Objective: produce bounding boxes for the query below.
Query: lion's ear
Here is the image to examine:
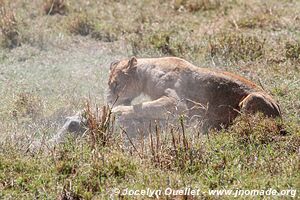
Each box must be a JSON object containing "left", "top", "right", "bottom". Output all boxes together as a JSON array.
[
  {"left": 127, "top": 56, "right": 137, "bottom": 70},
  {"left": 110, "top": 60, "right": 120, "bottom": 71}
]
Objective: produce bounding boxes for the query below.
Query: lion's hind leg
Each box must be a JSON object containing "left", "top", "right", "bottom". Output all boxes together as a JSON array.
[{"left": 239, "top": 92, "right": 281, "bottom": 118}]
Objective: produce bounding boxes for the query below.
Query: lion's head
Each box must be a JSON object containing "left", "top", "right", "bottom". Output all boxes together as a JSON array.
[{"left": 107, "top": 57, "right": 142, "bottom": 106}]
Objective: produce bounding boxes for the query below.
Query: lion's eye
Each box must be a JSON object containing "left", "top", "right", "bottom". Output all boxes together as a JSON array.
[{"left": 111, "top": 81, "right": 118, "bottom": 91}]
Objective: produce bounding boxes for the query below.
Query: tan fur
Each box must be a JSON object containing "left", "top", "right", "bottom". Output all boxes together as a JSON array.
[{"left": 107, "top": 57, "right": 281, "bottom": 132}]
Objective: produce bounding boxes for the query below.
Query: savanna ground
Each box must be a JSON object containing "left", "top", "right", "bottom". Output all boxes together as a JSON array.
[{"left": 0, "top": 0, "right": 299, "bottom": 199}]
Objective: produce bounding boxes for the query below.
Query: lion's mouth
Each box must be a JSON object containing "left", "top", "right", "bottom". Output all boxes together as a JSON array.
[{"left": 107, "top": 94, "right": 131, "bottom": 106}]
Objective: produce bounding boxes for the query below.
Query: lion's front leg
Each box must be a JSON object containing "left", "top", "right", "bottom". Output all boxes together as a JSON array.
[
  {"left": 112, "top": 96, "right": 174, "bottom": 121},
  {"left": 112, "top": 95, "right": 184, "bottom": 136},
  {"left": 113, "top": 90, "right": 187, "bottom": 120},
  {"left": 111, "top": 89, "right": 187, "bottom": 136},
  {"left": 112, "top": 105, "right": 134, "bottom": 116}
]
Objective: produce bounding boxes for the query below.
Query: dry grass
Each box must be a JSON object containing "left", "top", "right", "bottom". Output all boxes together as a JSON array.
[{"left": 84, "top": 103, "right": 116, "bottom": 149}]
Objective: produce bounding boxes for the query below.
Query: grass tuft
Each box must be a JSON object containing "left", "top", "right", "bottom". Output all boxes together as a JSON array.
[
  {"left": 44, "top": 0, "right": 68, "bottom": 16},
  {"left": 0, "top": 2, "right": 21, "bottom": 49},
  {"left": 285, "top": 40, "right": 300, "bottom": 61},
  {"left": 68, "top": 14, "right": 95, "bottom": 36}
]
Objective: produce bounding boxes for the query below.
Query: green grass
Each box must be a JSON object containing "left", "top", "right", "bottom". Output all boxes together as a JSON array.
[{"left": 0, "top": 0, "right": 299, "bottom": 199}]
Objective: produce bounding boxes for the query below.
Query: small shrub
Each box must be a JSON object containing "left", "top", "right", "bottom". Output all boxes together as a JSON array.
[
  {"left": 0, "top": 4, "right": 21, "bottom": 49},
  {"left": 285, "top": 41, "right": 300, "bottom": 61},
  {"left": 173, "top": 0, "right": 221, "bottom": 12},
  {"left": 208, "top": 32, "right": 265, "bottom": 62},
  {"left": 43, "top": 0, "right": 68, "bottom": 15},
  {"left": 68, "top": 14, "right": 95, "bottom": 36}
]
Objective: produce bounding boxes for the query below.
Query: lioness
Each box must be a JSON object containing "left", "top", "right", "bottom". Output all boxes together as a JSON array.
[{"left": 107, "top": 57, "right": 281, "bottom": 132}]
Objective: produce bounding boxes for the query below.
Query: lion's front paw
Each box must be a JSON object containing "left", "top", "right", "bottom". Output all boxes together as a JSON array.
[{"left": 112, "top": 105, "right": 133, "bottom": 116}]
